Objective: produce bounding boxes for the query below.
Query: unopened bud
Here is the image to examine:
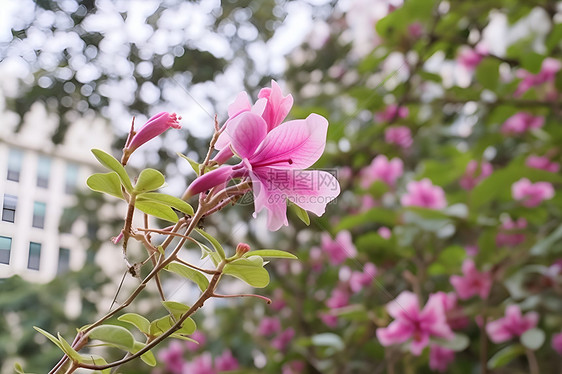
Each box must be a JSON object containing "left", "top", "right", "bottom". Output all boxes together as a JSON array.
[{"left": 236, "top": 243, "right": 251, "bottom": 256}]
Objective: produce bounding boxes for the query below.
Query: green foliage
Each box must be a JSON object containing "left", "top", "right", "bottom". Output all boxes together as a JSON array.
[
  {"left": 87, "top": 173, "right": 124, "bottom": 199},
  {"left": 243, "top": 250, "right": 298, "bottom": 260},
  {"left": 520, "top": 328, "right": 545, "bottom": 350},
  {"left": 223, "top": 257, "right": 270, "bottom": 288},
  {"left": 134, "top": 169, "right": 166, "bottom": 194},
  {"left": 88, "top": 325, "right": 136, "bottom": 351},
  {"left": 117, "top": 314, "right": 150, "bottom": 335},
  {"left": 487, "top": 345, "right": 525, "bottom": 369},
  {"left": 91, "top": 149, "right": 133, "bottom": 192},
  {"left": 165, "top": 263, "right": 209, "bottom": 292}
]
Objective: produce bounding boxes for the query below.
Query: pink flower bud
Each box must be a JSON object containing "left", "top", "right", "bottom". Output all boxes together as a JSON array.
[
  {"left": 236, "top": 242, "right": 251, "bottom": 256},
  {"left": 123, "top": 112, "right": 181, "bottom": 162}
]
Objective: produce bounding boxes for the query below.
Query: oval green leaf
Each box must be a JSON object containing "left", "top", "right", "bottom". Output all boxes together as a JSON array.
[
  {"left": 244, "top": 249, "right": 298, "bottom": 260},
  {"left": 138, "top": 192, "right": 194, "bottom": 215},
  {"left": 117, "top": 313, "right": 150, "bottom": 334},
  {"left": 166, "top": 263, "right": 209, "bottom": 292},
  {"left": 91, "top": 149, "right": 133, "bottom": 192},
  {"left": 520, "top": 328, "right": 545, "bottom": 350},
  {"left": 134, "top": 168, "right": 165, "bottom": 193},
  {"left": 223, "top": 257, "right": 270, "bottom": 288},
  {"left": 195, "top": 228, "right": 226, "bottom": 259},
  {"left": 162, "top": 300, "right": 191, "bottom": 318},
  {"left": 58, "top": 333, "right": 82, "bottom": 363},
  {"left": 87, "top": 172, "right": 124, "bottom": 199},
  {"left": 132, "top": 341, "right": 157, "bottom": 367},
  {"left": 487, "top": 344, "right": 525, "bottom": 369},
  {"left": 136, "top": 200, "right": 179, "bottom": 222},
  {"left": 88, "top": 325, "right": 135, "bottom": 351}
]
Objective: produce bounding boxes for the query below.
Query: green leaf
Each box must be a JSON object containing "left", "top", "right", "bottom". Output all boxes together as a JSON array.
[
  {"left": 336, "top": 207, "right": 397, "bottom": 231},
  {"left": 34, "top": 326, "right": 65, "bottom": 352},
  {"left": 88, "top": 325, "right": 135, "bottom": 351},
  {"left": 195, "top": 228, "right": 226, "bottom": 259},
  {"left": 87, "top": 172, "right": 124, "bottom": 199},
  {"left": 162, "top": 301, "right": 191, "bottom": 319},
  {"left": 520, "top": 328, "right": 545, "bottom": 350},
  {"left": 244, "top": 249, "right": 297, "bottom": 260},
  {"left": 136, "top": 200, "right": 179, "bottom": 222},
  {"left": 223, "top": 257, "right": 270, "bottom": 288},
  {"left": 134, "top": 168, "right": 165, "bottom": 193},
  {"left": 149, "top": 315, "right": 196, "bottom": 337},
  {"left": 132, "top": 341, "right": 156, "bottom": 367},
  {"left": 291, "top": 203, "right": 310, "bottom": 225},
  {"left": 475, "top": 58, "right": 500, "bottom": 90},
  {"left": 58, "top": 333, "right": 82, "bottom": 363},
  {"left": 434, "top": 333, "right": 470, "bottom": 352},
  {"left": 79, "top": 355, "right": 110, "bottom": 374},
  {"left": 166, "top": 263, "right": 209, "bottom": 292},
  {"left": 520, "top": 52, "right": 545, "bottom": 74},
  {"left": 117, "top": 313, "right": 150, "bottom": 334},
  {"left": 547, "top": 23, "right": 562, "bottom": 52},
  {"left": 530, "top": 224, "right": 562, "bottom": 255},
  {"left": 487, "top": 345, "right": 525, "bottom": 369},
  {"left": 177, "top": 152, "right": 202, "bottom": 175},
  {"left": 14, "top": 363, "right": 26, "bottom": 374},
  {"left": 138, "top": 192, "right": 194, "bottom": 215},
  {"left": 91, "top": 149, "right": 133, "bottom": 192},
  {"left": 310, "top": 333, "right": 344, "bottom": 351}
]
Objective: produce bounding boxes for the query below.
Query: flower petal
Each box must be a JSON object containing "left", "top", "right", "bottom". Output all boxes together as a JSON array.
[
  {"left": 228, "top": 112, "right": 268, "bottom": 160},
  {"left": 387, "top": 291, "right": 420, "bottom": 320},
  {"left": 250, "top": 170, "right": 289, "bottom": 231},
  {"left": 184, "top": 166, "right": 237, "bottom": 198},
  {"left": 376, "top": 321, "right": 413, "bottom": 346},
  {"left": 250, "top": 114, "right": 329, "bottom": 169}
]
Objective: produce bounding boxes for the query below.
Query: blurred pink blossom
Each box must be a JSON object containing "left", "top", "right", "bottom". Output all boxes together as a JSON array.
[
  {"left": 183, "top": 353, "right": 216, "bottom": 374},
  {"left": 158, "top": 341, "right": 185, "bottom": 374},
  {"left": 215, "top": 350, "right": 239, "bottom": 372},
  {"left": 272, "top": 328, "right": 295, "bottom": 351},
  {"left": 429, "top": 345, "right": 455, "bottom": 372},
  {"left": 257, "top": 317, "right": 281, "bottom": 336},
  {"left": 349, "top": 263, "right": 377, "bottom": 293},
  {"left": 450, "top": 259, "right": 492, "bottom": 300},
  {"left": 465, "top": 245, "right": 479, "bottom": 256},
  {"left": 525, "top": 155, "right": 560, "bottom": 173},
  {"left": 376, "top": 104, "right": 409, "bottom": 122},
  {"left": 501, "top": 112, "right": 544, "bottom": 135},
  {"left": 496, "top": 217, "right": 527, "bottom": 247},
  {"left": 185, "top": 331, "right": 206, "bottom": 352},
  {"left": 282, "top": 360, "right": 306, "bottom": 374},
  {"left": 360, "top": 155, "right": 404, "bottom": 189},
  {"left": 385, "top": 126, "right": 413, "bottom": 149},
  {"left": 376, "top": 291, "right": 454, "bottom": 355},
  {"left": 457, "top": 45, "right": 487, "bottom": 71},
  {"left": 378, "top": 226, "right": 392, "bottom": 239},
  {"left": 459, "top": 160, "right": 493, "bottom": 190},
  {"left": 321, "top": 231, "right": 357, "bottom": 265},
  {"left": 271, "top": 289, "right": 287, "bottom": 311},
  {"left": 408, "top": 22, "right": 424, "bottom": 39},
  {"left": 309, "top": 247, "right": 324, "bottom": 272},
  {"left": 320, "top": 313, "right": 338, "bottom": 328},
  {"left": 326, "top": 288, "right": 350, "bottom": 309},
  {"left": 514, "top": 58, "right": 561, "bottom": 97},
  {"left": 401, "top": 179, "right": 447, "bottom": 210},
  {"left": 512, "top": 178, "right": 555, "bottom": 207},
  {"left": 552, "top": 331, "right": 562, "bottom": 355},
  {"left": 486, "top": 305, "right": 538, "bottom": 343},
  {"left": 433, "top": 292, "right": 470, "bottom": 330}
]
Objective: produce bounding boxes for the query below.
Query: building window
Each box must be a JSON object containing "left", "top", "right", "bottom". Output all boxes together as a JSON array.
[
  {"left": 65, "top": 163, "right": 79, "bottom": 194},
  {"left": 58, "top": 247, "right": 70, "bottom": 274},
  {"left": 2, "top": 194, "right": 17, "bottom": 223},
  {"left": 0, "top": 236, "right": 11, "bottom": 264},
  {"left": 32, "top": 202, "right": 46, "bottom": 229},
  {"left": 28, "top": 242, "right": 41, "bottom": 270},
  {"left": 37, "top": 156, "right": 51, "bottom": 188},
  {"left": 7, "top": 149, "right": 23, "bottom": 182}
]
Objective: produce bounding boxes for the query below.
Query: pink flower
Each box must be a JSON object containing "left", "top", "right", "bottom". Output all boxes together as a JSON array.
[
  {"left": 326, "top": 287, "right": 350, "bottom": 309},
  {"left": 272, "top": 328, "right": 295, "bottom": 351},
  {"left": 158, "top": 341, "right": 185, "bottom": 374},
  {"left": 512, "top": 178, "right": 555, "bottom": 207},
  {"left": 385, "top": 126, "right": 413, "bottom": 149},
  {"left": 360, "top": 155, "right": 403, "bottom": 188},
  {"left": 257, "top": 317, "right": 281, "bottom": 336},
  {"left": 525, "top": 155, "right": 560, "bottom": 173},
  {"left": 432, "top": 292, "right": 469, "bottom": 330},
  {"left": 186, "top": 111, "right": 340, "bottom": 231},
  {"left": 552, "top": 331, "right": 562, "bottom": 355},
  {"left": 496, "top": 217, "right": 527, "bottom": 247},
  {"left": 514, "top": 58, "right": 561, "bottom": 97},
  {"left": 185, "top": 330, "right": 206, "bottom": 352},
  {"left": 486, "top": 305, "right": 539, "bottom": 343},
  {"left": 282, "top": 360, "right": 305, "bottom": 374},
  {"left": 465, "top": 245, "right": 478, "bottom": 256},
  {"left": 184, "top": 353, "right": 216, "bottom": 374},
  {"left": 459, "top": 160, "right": 493, "bottom": 190},
  {"left": 501, "top": 112, "right": 544, "bottom": 135},
  {"left": 450, "top": 259, "right": 492, "bottom": 300},
  {"left": 408, "top": 22, "right": 424, "bottom": 39},
  {"left": 321, "top": 231, "right": 357, "bottom": 265},
  {"left": 376, "top": 104, "right": 409, "bottom": 122},
  {"left": 457, "top": 46, "right": 487, "bottom": 71},
  {"left": 320, "top": 313, "right": 338, "bottom": 328},
  {"left": 349, "top": 263, "right": 377, "bottom": 293},
  {"left": 429, "top": 345, "right": 455, "bottom": 372},
  {"left": 271, "top": 289, "right": 286, "bottom": 311},
  {"left": 214, "top": 80, "right": 293, "bottom": 164},
  {"left": 378, "top": 226, "right": 392, "bottom": 239},
  {"left": 401, "top": 179, "right": 447, "bottom": 210},
  {"left": 215, "top": 350, "right": 239, "bottom": 372},
  {"left": 376, "top": 291, "right": 454, "bottom": 355},
  {"left": 123, "top": 112, "right": 181, "bottom": 163}
]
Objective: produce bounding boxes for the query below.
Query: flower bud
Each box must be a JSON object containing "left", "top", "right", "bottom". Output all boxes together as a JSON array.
[{"left": 235, "top": 242, "right": 251, "bottom": 256}]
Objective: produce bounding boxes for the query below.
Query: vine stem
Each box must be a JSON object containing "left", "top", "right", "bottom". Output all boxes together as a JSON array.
[
  {"left": 479, "top": 303, "right": 489, "bottom": 374},
  {"left": 526, "top": 348, "right": 540, "bottom": 374}
]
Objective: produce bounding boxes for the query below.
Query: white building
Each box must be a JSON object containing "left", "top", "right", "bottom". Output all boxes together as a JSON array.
[{"left": 0, "top": 103, "right": 112, "bottom": 283}]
